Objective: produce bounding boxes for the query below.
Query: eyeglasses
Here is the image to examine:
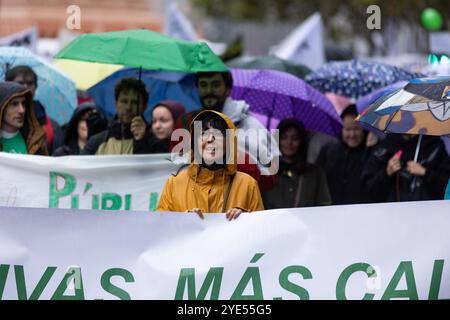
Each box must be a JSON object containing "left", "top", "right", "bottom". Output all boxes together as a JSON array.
[{"left": 201, "top": 129, "right": 226, "bottom": 140}]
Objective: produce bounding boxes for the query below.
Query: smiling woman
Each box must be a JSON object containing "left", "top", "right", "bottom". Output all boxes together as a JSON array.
[
  {"left": 193, "top": 113, "right": 229, "bottom": 167},
  {"left": 157, "top": 110, "right": 264, "bottom": 220}
]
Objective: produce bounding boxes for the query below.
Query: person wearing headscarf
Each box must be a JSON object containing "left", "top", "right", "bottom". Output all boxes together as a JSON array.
[{"left": 151, "top": 100, "right": 186, "bottom": 148}]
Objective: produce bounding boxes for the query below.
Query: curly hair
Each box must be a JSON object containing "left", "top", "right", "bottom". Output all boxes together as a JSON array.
[{"left": 114, "top": 78, "right": 149, "bottom": 106}]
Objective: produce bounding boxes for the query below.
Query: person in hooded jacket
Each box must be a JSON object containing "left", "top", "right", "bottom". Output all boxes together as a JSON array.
[
  {"left": 316, "top": 105, "right": 370, "bottom": 204},
  {"left": 0, "top": 81, "right": 47, "bottom": 155},
  {"left": 6, "top": 66, "right": 63, "bottom": 154},
  {"left": 262, "top": 118, "right": 331, "bottom": 209},
  {"left": 362, "top": 133, "right": 450, "bottom": 202},
  {"left": 157, "top": 110, "right": 264, "bottom": 220},
  {"left": 53, "top": 102, "right": 107, "bottom": 156},
  {"left": 170, "top": 71, "right": 280, "bottom": 193}
]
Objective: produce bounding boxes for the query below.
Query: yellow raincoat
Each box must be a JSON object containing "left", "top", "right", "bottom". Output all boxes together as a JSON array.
[{"left": 157, "top": 110, "right": 264, "bottom": 213}]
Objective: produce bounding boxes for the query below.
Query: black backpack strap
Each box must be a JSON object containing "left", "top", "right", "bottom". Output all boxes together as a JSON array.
[{"left": 221, "top": 174, "right": 236, "bottom": 213}]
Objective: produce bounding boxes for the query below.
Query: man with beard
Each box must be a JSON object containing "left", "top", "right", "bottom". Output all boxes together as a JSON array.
[
  {"left": 0, "top": 81, "right": 47, "bottom": 155},
  {"left": 6, "top": 66, "right": 63, "bottom": 155},
  {"left": 171, "top": 71, "right": 280, "bottom": 192}
]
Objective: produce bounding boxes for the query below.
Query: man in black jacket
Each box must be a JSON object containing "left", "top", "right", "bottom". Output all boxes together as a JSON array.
[
  {"left": 316, "top": 105, "right": 370, "bottom": 204},
  {"left": 83, "top": 78, "right": 167, "bottom": 155}
]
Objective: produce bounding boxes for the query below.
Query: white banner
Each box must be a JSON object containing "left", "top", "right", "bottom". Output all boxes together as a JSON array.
[
  {"left": 0, "top": 201, "right": 449, "bottom": 300},
  {"left": 0, "top": 152, "right": 178, "bottom": 211}
]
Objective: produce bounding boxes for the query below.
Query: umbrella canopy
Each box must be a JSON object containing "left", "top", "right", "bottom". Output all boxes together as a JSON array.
[
  {"left": 227, "top": 55, "right": 311, "bottom": 79},
  {"left": 325, "top": 92, "right": 354, "bottom": 115},
  {"left": 230, "top": 68, "right": 342, "bottom": 136},
  {"left": 88, "top": 68, "right": 201, "bottom": 120},
  {"left": 54, "top": 59, "right": 122, "bottom": 90},
  {"left": 356, "top": 80, "right": 408, "bottom": 114},
  {"left": 0, "top": 47, "right": 77, "bottom": 124},
  {"left": 55, "top": 29, "right": 228, "bottom": 73},
  {"left": 356, "top": 76, "right": 450, "bottom": 136},
  {"left": 305, "top": 59, "right": 423, "bottom": 99}
]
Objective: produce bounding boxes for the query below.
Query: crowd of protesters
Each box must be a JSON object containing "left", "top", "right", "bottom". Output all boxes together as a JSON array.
[{"left": 1, "top": 65, "right": 449, "bottom": 219}]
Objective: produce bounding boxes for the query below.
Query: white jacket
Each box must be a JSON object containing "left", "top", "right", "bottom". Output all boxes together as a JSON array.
[{"left": 222, "top": 97, "right": 280, "bottom": 175}]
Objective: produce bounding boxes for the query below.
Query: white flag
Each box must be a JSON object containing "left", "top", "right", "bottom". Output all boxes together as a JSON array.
[
  {"left": 164, "top": 0, "right": 197, "bottom": 41},
  {"left": 271, "top": 13, "right": 325, "bottom": 70},
  {"left": 0, "top": 26, "right": 39, "bottom": 53}
]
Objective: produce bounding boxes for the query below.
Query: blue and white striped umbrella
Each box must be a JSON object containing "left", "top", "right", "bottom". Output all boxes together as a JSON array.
[
  {"left": 305, "top": 59, "right": 423, "bottom": 99},
  {"left": 0, "top": 47, "right": 77, "bottom": 125}
]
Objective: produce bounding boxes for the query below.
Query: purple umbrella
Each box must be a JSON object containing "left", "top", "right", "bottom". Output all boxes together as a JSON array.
[
  {"left": 356, "top": 80, "right": 408, "bottom": 114},
  {"left": 230, "top": 68, "right": 342, "bottom": 136}
]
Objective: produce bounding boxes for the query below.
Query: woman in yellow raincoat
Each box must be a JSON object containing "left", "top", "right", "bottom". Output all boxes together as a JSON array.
[{"left": 157, "top": 110, "right": 264, "bottom": 220}]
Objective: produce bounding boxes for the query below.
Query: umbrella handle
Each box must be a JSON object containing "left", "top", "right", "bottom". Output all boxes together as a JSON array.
[
  {"left": 410, "top": 134, "right": 423, "bottom": 193},
  {"left": 266, "top": 115, "right": 272, "bottom": 129},
  {"left": 413, "top": 134, "right": 423, "bottom": 163},
  {"left": 133, "top": 66, "right": 143, "bottom": 118}
]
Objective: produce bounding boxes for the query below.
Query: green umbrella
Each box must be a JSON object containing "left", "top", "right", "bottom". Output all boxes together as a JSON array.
[
  {"left": 227, "top": 55, "right": 311, "bottom": 79},
  {"left": 55, "top": 29, "right": 228, "bottom": 73}
]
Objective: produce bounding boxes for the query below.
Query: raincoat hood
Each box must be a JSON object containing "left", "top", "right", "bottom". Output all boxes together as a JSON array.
[
  {"left": 0, "top": 81, "right": 47, "bottom": 154},
  {"left": 189, "top": 110, "right": 238, "bottom": 176},
  {"left": 158, "top": 109, "right": 264, "bottom": 213},
  {"left": 63, "top": 102, "right": 95, "bottom": 145},
  {"left": 0, "top": 81, "right": 33, "bottom": 120}
]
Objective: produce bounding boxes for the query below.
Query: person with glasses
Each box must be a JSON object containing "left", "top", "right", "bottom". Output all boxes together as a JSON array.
[{"left": 157, "top": 110, "right": 264, "bottom": 220}]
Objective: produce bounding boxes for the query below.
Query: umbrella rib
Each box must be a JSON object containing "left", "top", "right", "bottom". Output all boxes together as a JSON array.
[
  {"left": 382, "top": 109, "right": 400, "bottom": 134},
  {"left": 426, "top": 101, "right": 450, "bottom": 122}
]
